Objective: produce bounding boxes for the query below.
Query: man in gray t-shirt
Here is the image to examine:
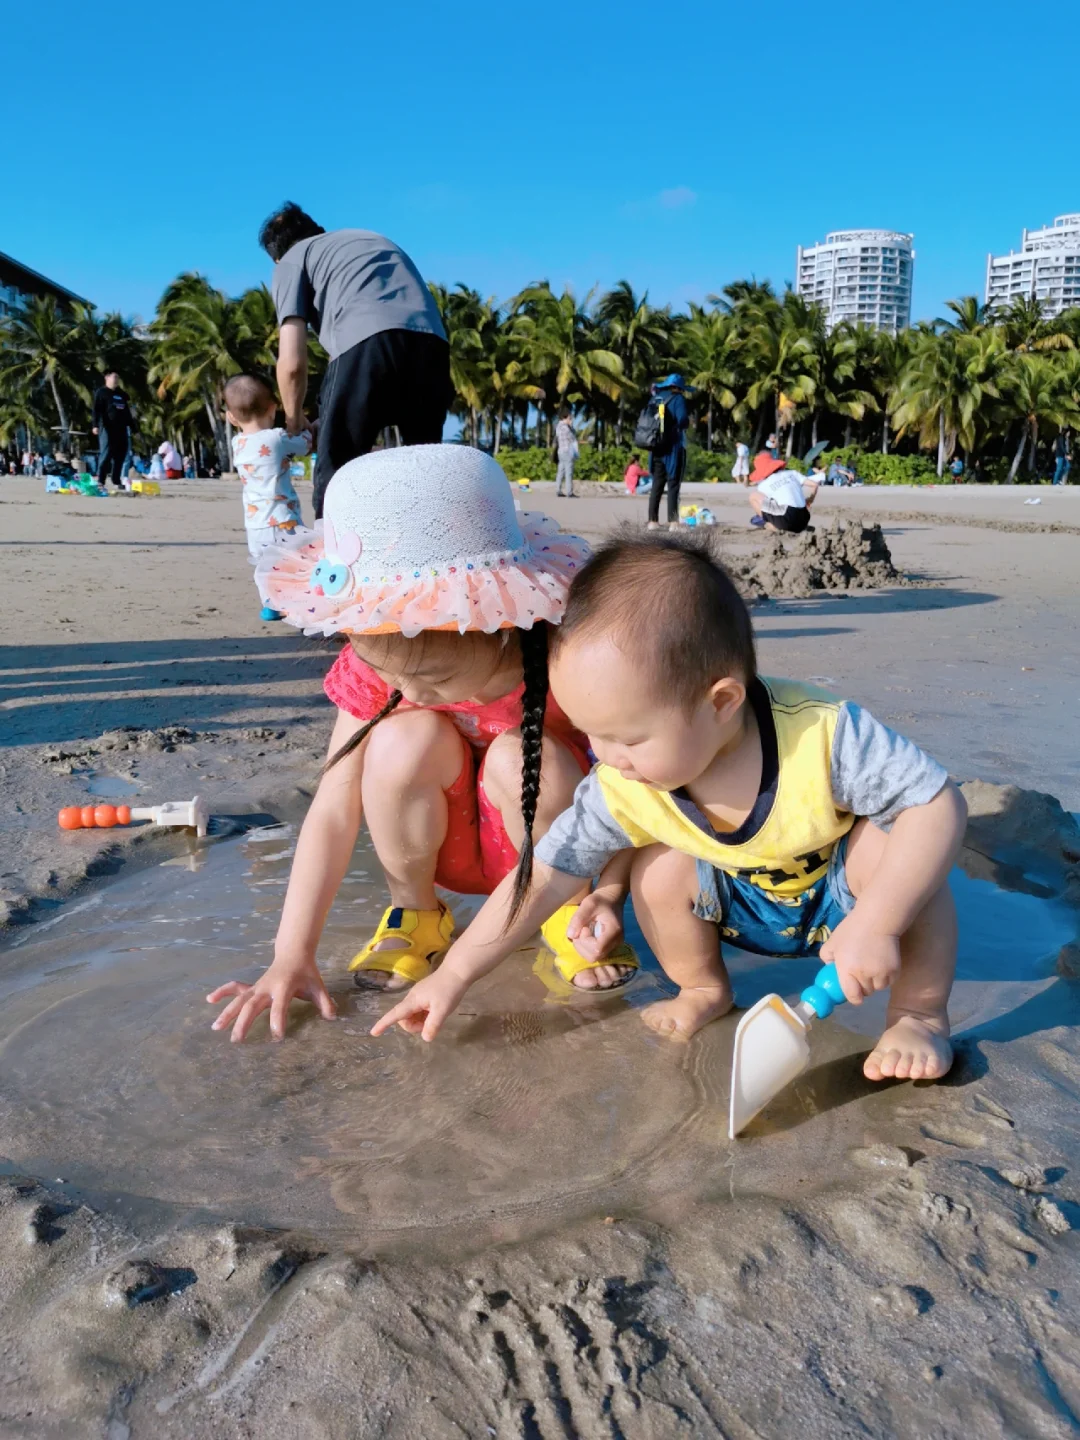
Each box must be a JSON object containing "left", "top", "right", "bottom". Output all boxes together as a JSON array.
[{"left": 260, "top": 202, "right": 451, "bottom": 516}]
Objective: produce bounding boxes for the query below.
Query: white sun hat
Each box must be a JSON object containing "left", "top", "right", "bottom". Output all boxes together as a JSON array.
[{"left": 256, "top": 444, "right": 590, "bottom": 637}]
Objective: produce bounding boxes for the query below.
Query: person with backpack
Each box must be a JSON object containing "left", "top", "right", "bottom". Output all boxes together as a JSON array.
[{"left": 633, "top": 374, "right": 689, "bottom": 529}]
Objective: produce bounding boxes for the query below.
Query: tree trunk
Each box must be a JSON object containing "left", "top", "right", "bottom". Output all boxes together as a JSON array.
[
  {"left": 936, "top": 410, "right": 945, "bottom": 478},
  {"left": 493, "top": 406, "right": 504, "bottom": 455},
  {"left": 881, "top": 414, "right": 890, "bottom": 454},
  {"left": 752, "top": 410, "right": 767, "bottom": 452},
  {"left": 811, "top": 412, "right": 819, "bottom": 448},
  {"left": 843, "top": 418, "right": 852, "bottom": 448},
  {"left": 46, "top": 369, "right": 70, "bottom": 449},
  {"left": 785, "top": 425, "right": 794, "bottom": 460},
  {"left": 1007, "top": 423, "right": 1027, "bottom": 481},
  {"left": 706, "top": 401, "right": 714, "bottom": 451},
  {"left": 616, "top": 399, "right": 624, "bottom": 447},
  {"left": 1028, "top": 418, "right": 1039, "bottom": 474},
  {"left": 205, "top": 397, "right": 230, "bottom": 473}
]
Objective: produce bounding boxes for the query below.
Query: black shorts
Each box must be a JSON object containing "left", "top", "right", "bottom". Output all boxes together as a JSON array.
[
  {"left": 313, "top": 329, "right": 452, "bottom": 516},
  {"left": 766, "top": 505, "right": 811, "bottom": 534}
]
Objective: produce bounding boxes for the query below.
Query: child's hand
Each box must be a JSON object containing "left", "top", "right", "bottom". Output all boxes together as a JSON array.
[
  {"left": 565, "top": 893, "right": 625, "bottom": 962},
  {"left": 819, "top": 913, "right": 901, "bottom": 1005},
  {"left": 370, "top": 968, "right": 470, "bottom": 1043},
  {"left": 207, "top": 955, "right": 336, "bottom": 1042}
]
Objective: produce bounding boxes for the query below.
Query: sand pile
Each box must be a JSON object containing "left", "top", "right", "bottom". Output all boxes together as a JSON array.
[{"left": 733, "top": 521, "right": 905, "bottom": 599}]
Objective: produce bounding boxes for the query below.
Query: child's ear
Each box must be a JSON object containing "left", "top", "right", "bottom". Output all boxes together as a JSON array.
[{"left": 709, "top": 676, "right": 746, "bottom": 724}]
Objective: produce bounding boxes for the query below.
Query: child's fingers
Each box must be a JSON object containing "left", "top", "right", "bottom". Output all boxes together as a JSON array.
[
  {"left": 836, "top": 969, "right": 865, "bottom": 1006},
  {"left": 421, "top": 1003, "right": 450, "bottom": 1043},
  {"left": 310, "top": 984, "right": 337, "bottom": 1021},
  {"left": 370, "top": 998, "right": 416, "bottom": 1037},
  {"left": 269, "top": 990, "right": 291, "bottom": 1041},
  {"left": 207, "top": 981, "right": 248, "bottom": 1004},
  {"left": 231, "top": 992, "right": 271, "bottom": 1043},
  {"left": 210, "top": 991, "right": 251, "bottom": 1031}
]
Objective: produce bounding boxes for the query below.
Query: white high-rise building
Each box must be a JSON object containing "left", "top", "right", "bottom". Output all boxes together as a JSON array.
[
  {"left": 985, "top": 215, "right": 1080, "bottom": 318},
  {"left": 795, "top": 230, "right": 914, "bottom": 331}
]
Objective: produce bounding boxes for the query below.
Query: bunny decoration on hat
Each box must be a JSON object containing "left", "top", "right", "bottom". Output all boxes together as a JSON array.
[{"left": 256, "top": 444, "right": 590, "bottom": 637}]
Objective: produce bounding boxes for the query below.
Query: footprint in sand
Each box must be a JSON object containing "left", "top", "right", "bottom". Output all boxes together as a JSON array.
[{"left": 919, "top": 1119, "right": 990, "bottom": 1149}]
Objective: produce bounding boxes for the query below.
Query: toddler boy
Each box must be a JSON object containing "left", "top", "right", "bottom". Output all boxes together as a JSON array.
[
  {"left": 224, "top": 375, "right": 310, "bottom": 621},
  {"left": 374, "top": 534, "right": 964, "bottom": 1086}
]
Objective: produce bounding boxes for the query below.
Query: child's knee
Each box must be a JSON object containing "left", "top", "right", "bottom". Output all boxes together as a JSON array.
[
  {"left": 363, "top": 709, "right": 461, "bottom": 786},
  {"left": 631, "top": 845, "right": 698, "bottom": 908},
  {"left": 483, "top": 730, "right": 580, "bottom": 816}
]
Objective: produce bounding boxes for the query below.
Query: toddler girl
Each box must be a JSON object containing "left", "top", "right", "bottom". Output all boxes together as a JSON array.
[{"left": 208, "top": 444, "right": 636, "bottom": 1042}]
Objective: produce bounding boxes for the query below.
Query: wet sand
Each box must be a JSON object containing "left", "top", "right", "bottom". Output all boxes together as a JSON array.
[{"left": 2, "top": 475, "right": 1080, "bottom": 1437}]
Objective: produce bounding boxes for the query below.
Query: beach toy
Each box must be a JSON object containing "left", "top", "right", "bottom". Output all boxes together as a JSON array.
[
  {"left": 58, "top": 796, "right": 209, "bottom": 837},
  {"left": 131, "top": 479, "right": 161, "bottom": 496},
  {"left": 517, "top": 478, "right": 531, "bottom": 491},
  {"left": 45, "top": 476, "right": 64, "bottom": 493},
  {"left": 728, "top": 962, "right": 847, "bottom": 1138}
]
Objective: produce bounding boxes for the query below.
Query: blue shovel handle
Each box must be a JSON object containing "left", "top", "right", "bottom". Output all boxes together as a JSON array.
[{"left": 800, "top": 963, "right": 847, "bottom": 1020}]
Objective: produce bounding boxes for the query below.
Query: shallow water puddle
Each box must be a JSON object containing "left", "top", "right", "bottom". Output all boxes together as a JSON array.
[{"left": 0, "top": 830, "right": 1074, "bottom": 1251}]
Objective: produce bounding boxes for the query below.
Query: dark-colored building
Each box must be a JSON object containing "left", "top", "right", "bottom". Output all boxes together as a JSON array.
[{"left": 0, "top": 251, "right": 90, "bottom": 319}]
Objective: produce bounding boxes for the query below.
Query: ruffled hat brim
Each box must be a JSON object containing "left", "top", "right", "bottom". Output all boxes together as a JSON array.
[{"left": 255, "top": 512, "right": 589, "bottom": 637}]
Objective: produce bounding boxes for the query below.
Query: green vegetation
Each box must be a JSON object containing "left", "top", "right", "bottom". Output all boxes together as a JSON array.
[{"left": 3, "top": 274, "right": 1080, "bottom": 482}]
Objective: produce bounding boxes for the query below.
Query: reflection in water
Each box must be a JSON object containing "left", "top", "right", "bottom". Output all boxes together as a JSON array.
[{"left": 0, "top": 827, "right": 1074, "bottom": 1253}]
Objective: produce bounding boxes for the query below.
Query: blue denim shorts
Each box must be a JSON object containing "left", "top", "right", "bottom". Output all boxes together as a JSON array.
[{"left": 693, "top": 834, "right": 855, "bottom": 958}]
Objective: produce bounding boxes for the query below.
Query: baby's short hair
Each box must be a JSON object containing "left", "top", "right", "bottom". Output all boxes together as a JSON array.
[
  {"left": 224, "top": 374, "right": 275, "bottom": 423},
  {"left": 553, "top": 532, "right": 757, "bottom": 710}
]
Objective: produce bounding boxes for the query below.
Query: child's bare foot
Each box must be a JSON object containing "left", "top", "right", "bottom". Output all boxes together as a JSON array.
[
  {"left": 864, "top": 1013, "right": 952, "bottom": 1082},
  {"left": 641, "top": 984, "right": 733, "bottom": 1042}
]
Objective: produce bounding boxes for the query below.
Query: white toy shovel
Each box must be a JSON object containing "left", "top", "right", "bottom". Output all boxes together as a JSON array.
[{"left": 728, "top": 962, "right": 847, "bottom": 1139}]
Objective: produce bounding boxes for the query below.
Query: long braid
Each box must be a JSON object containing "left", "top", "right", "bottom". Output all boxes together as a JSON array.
[
  {"left": 323, "top": 689, "right": 403, "bottom": 773},
  {"left": 505, "top": 622, "right": 550, "bottom": 928}
]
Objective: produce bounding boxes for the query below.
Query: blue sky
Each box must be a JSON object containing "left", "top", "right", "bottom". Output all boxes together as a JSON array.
[{"left": 8, "top": 0, "right": 1072, "bottom": 326}]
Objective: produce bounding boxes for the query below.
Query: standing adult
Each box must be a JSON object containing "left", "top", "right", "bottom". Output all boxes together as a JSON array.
[
  {"left": 731, "top": 439, "right": 750, "bottom": 483},
  {"left": 92, "top": 371, "right": 135, "bottom": 490},
  {"left": 1053, "top": 432, "right": 1072, "bottom": 485},
  {"left": 646, "top": 374, "right": 690, "bottom": 530},
  {"left": 554, "top": 407, "right": 579, "bottom": 497},
  {"left": 260, "top": 201, "right": 451, "bottom": 517}
]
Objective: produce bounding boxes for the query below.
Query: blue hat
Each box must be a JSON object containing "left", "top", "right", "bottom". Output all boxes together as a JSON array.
[{"left": 654, "top": 373, "right": 684, "bottom": 390}]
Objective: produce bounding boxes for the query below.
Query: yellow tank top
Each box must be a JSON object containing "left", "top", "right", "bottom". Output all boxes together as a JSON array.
[{"left": 596, "top": 677, "right": 853, "bottom": 897}]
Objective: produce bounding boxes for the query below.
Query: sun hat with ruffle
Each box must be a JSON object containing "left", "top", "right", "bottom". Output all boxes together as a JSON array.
[
  {"left": 748, "top": 453, "right": 787, "bottom": 484},
  {"left": 255, "top": 444, "right": 590, "bottom": 637}
]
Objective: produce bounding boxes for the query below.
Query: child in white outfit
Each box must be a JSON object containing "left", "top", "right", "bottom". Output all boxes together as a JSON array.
[{"left": 224, "top": 375, "right": 311, "bottom": 621}]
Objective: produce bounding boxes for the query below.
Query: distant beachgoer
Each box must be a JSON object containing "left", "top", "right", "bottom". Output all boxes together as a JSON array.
[
  {"left": 183, "top": 454, "right": 195, "bottom": 478},
  {"left": 1053, "top": 433, "right": 1072, "bottom": 485},
  {"left": 731, "top": 441, "right": 750, "bottom": 483},
  {"left": 646, "top": 374, "right": 690, "bottom": 530},
  {"left": 624, "top": 454, "right": 651, "bottom": 494},
  {"left": 158, "top": 441, "right": 184, "bottom": 479},
  {"left": 149, "top": 453, "right": 166, "bottom": 480},
  {"left": 765, "top": 432, "right": 779, "bottom": 459},
  {"left": 21, "top": 449, "right": 31, "bottom": 475},
  {"left": 260, "top": 201, "right": 450, "bottom": 518},
  {"left": 92, "top": 371, "right": 135, "bottom": 489},
  {"left": 555, "top": 408, "right": 579, "bottom": 497},
  {"left": 826, "top": 459, "right": 855, "bottom": 487},
  {"left": 224, "top": 374, "right": 309, "bottom": 621},
  {"left": 949, "top": 456, "right": 964, "bottom": 482},
  {"left": 748, "top": 455, "right": 818, "bottom": 533}
]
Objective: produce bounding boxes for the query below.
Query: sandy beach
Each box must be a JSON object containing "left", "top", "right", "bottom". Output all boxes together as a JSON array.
[{"left": 2, "top": 474, "right": 1080, "bottom": 1438}]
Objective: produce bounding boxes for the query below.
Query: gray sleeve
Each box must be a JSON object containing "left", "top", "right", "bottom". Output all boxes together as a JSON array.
[
  {"left": 272, "top": 260, "right": 313, "bottom": 324},
  {"left": 830, "top": 702, "right": 949, "bottom": 830},
  {"left": 533, "top": 770, "right": 635, "bottom": 878}
]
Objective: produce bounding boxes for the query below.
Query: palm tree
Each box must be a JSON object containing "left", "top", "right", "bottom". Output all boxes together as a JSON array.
[
  {"left": 150, "top": 274, "right": 281, "bottom": 470},
  {"left": 892, "top": 330, "right": 1007, "bottom": 474},
  {"left": 679, "top": 305, "right": 736, "bottom": 450},
  {"left": 510, "top": 285, "right": 624, "bottom": 444},
  {"left": 939, "top": 296, "right": 989, "bottom": 334},
  {"left": 995, "top": 295, "right": 1074, "bottom": 354},
  {"left": 740, "top": 305, "right": 817, "bottom": 456},
  {"left": 594, "top": 282, "right": 671, "bottom": 442},
  {"left": 999, "top": 353, "right": 1080, "bottom": 479},
  {"left": 0, "top": 295, "right": 91, "bottom": 448}
]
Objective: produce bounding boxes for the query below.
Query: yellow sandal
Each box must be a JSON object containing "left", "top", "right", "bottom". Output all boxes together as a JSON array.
[
  {"left": 349, "top": 902, "right": 456, "bottom": 985},
  {"left": 533, "top": 903, "right": 639, "bottom": 998}
]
